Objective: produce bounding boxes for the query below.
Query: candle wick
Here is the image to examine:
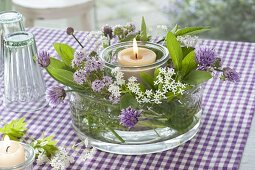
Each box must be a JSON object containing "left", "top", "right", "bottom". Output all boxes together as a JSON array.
[
  {"left": 135, "top": 53, "right": 138, "bottom": 59},
  {"left": 6, "top": 146, "right": 10, "bottom": 153}
]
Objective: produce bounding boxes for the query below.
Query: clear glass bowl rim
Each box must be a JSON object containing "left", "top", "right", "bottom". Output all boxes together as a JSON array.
[{"left": 99, "top": 41, "right": 169, "bottom": 70}]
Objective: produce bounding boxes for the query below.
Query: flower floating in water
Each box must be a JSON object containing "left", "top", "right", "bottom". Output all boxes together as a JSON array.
[
  {"left": 119, "top": 107, "right": 142, "bottom": 128},
  {"left": 38, "top": 50, "right": 50, "bottom": 68},
  {"left": 46, "top": 86, "right": 66, "bottom": 107}
]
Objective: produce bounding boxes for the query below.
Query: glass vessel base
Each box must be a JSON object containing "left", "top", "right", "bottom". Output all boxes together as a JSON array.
[{"left": 73, "top": 118, "right": 200, "bottom": 155}]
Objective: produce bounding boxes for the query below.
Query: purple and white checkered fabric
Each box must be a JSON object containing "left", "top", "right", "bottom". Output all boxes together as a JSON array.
[{"left": 0, "top": 27, "right": 254, "bottom": 170}]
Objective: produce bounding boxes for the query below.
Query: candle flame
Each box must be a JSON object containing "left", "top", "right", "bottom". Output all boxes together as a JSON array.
[
  {"left": 3, "top": 135, "right": 10, "bottom": 141},
  {"left": 133, "top": 38, "right": 138, "bottom": 59}
]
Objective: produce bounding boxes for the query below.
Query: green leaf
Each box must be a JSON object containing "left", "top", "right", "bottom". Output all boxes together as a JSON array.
[
  {"left": 166, "top": 31, "right": 183, "bottom": 70},
  {"left": 0, "top": 118, "right": 27, "bottom": 141},
  {"left": 53, "top": 43, "right": 75, "bottom": 67},
  {"left": 175, "top": 26, "right": 210, "bottom": 36},
  {"left": 120, "top": 33, "right": 137, "bottom": 42},
  {"left": 140, "top": 72, "right": 155, "bottom": 90},
  {"left": 180, "top": 51, "right": 198, "bottom": 77},
  {"left": 48, "top": 57, "right": 73, "bottom": 71},
  {"left": 46, "top": 68, "right": 83, "bottom": 90},
  {"left": 140, "top": 16, "right": 148, "bottom": 41},
  {"left": 171, "top": 24, "right": 179, "bottom": 33},
  {"left": 183, "top": 70, "right": 212, "bottom": 85},
  {"left": 31, "top": 134, "right": 58, "bottom": 158},
  {"left": 120, "top": 93, "right": 138, "bottom": 109},
  {"left": 182, "top": 47, "right": 195, "bottom": 57}
]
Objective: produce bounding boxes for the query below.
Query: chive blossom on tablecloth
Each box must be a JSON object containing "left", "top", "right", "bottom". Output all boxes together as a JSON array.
[
  {"left": 46, "top": 86, "right": 66, "bottom": 107},
  {"left": 223, "top": 67, "right": 240, "bottom": 82}
]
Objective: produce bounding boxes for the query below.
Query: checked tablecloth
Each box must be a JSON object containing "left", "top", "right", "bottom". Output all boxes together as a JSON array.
[{"left": 0, "top": 27, "right": 255, "bottom": 170}]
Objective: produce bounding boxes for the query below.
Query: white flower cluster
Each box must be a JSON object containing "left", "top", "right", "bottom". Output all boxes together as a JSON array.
[
  {"left": 37, "top": 152, "right": 49, "bottom": 165},
  {"left": 177, "top": 35, "right": 198, "bottom": 48},
  {"left": 108, "top": 67, "right": 125, "bottom": 103},
  {"left": 127, "top": 68, "right": 186, "bottom": 104},
  {"left": 80, "top": 147, "right": 97, "bottom": 161},
  {"left": 49, "top": 147, "right": 74, "bottom": 170},
  {"left": 156, "top": 25, "right": 168, "bottom": 32}
]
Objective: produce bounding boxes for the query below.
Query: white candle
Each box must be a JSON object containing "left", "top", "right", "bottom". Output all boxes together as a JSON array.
[
  {"left": 0, "top": 136, "right": 25, "bottom": 168},
  {"left": 118, "top": 39, "right": 156, "bottom": 67}
]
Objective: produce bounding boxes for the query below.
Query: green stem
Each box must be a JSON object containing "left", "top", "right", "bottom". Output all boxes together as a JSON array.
[
  {"left": 66, "top": 89, "right": 88, "bottom": 93},
  {"left": 153, "top": 129, "right": 160, "bottom": 137},
  {"left": 107, "top": 127, "right": 125, "bottom": 143},
  {"left": 214, "top": 67, "right": 223, "bottom": 72},
  {"left": 72, "top": 34, "right": 84, "bottom": 48}
]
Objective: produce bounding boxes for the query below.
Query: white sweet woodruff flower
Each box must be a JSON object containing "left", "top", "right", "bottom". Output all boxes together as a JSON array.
[
  {"left": 37, "top": 152, "right": 49, "bottom": 165},
  {"left": 49, "top": 147, "right": 74, "bottom": 170},
  {"left": 108, "top": 67, "right": 126, "bottom": 103},
  {"left": 177, "top": 35, "right": 198, "bottom": 48},
  {"left": 156, "top": 25, "right": 168, "bottom": 32},
  {"left": 108, "top": 84, "right": 121, "bottom": 98},
  {"left": 80, "top": 147, "right": 97, "bottom": 161},
  {"left": 127, "top": 77, "right": 142, "bottom": 96},
  {"left": 111, "top": 67, "right": 125, "bottom": 85},
  {"left": 127, "top": 68, "right": 186, "bottom": 104}
]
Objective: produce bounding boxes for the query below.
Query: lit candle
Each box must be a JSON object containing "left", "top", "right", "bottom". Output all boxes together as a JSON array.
[
  {"left": 118, "top": 38, "right": 156, "bottom": 67},
  {"left": 0, "top": 136, "right": 25, "bottom": 168}
]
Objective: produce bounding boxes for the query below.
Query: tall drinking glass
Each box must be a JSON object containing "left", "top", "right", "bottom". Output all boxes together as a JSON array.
[
  {"left": 3, "top": 31, "right": 46, "bottom": 112},
  {"left": 0, "top": 11, "right": 25, "bottom": 77}
]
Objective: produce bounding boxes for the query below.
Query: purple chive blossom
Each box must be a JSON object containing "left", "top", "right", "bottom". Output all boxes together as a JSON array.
[
  {"left": 66, "top": 27, "right": 74, "bottom": 35},
  {"left": 72, "top": 50, "right": 86, "bottom": 68},
  {"left": 197, "top": 65, "right": 208, "bottom": 71},
  {"left": 46, "top": 86, "right": 66, "bottom": 107},
  {"left": 102, "top": 25, "right": 113, "bottom": 39},
  {"left": 109, "top": 95, "right": 120, "bottom": 104},
  {"left": 73, "top": 69, "right": 87, "bottom": 85},
  {"left": 91, "top": 79, "right": 105, "bottom": 92},
  {"left": 38, "top": 50, "right": 50, "bottom": 68},
  {"left": 119, "top": 107, "right": 142, "bottom": 128},
  {"left": 102, "top": 76, "right": 113, "bottom": 86},
  {"left": 195, "top": 46, "right": 216, "bottom": 66},
  {"left": 223, "top": 67, "right": 240, "bottom": 82},
  {"left": 85, "top": 58, "right": 104, "bottom": 72}
]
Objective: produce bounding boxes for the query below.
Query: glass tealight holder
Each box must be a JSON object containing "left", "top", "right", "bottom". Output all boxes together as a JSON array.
[
  {"left": 0, "top": 143, "right": 35, "bottom": 170},
  {"left": 3, "top": 31, "right": 46, "bottom": 112},
  {"left": 0, "top": 11, "right": 25, "bottom": 77},
  {"left": 99, "top": 41, "right": 169, "bottom": 81}
]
